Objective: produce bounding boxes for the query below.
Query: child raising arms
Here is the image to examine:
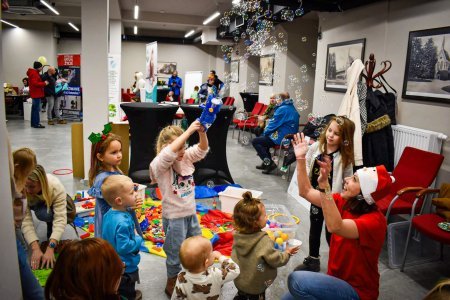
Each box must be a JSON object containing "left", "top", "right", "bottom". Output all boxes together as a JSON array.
[
  {"left": 232, "top": 192, "right": 300, "bottom": 299},
  {"left": 88, "top": 132, "right": 123, "bottom": 238},
  {"left": 295, "top": 116, "right": 355, "bottom": 272},
  {"left": 150, "top": 120, "right": 209, "bottom": 297}
]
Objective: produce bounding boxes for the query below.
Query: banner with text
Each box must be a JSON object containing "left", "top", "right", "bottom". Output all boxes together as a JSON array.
[
  {"left": 57, "top": 54, "right": 82, "bottom": 119},
  {"left": 108, "top": 54, "right": 122, "bottom": 122},
  {"left": 145, "top": 42, "right": 157, "bottom": 102}
]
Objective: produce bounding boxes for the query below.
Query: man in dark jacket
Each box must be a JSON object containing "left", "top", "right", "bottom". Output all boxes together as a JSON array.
[
  {"left": 27, "top": 61, "right": 48, "bottom": 128},
  {"left": 41, "top": 66, "right": 58, "bottom": 125},
  {"left": 168, "top": 70, "right": 182, "bottom": 102}
]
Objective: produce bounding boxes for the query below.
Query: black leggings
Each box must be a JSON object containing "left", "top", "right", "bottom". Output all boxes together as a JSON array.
[{"left": 309, "top": 204, "right": 331, "bottom": 258}]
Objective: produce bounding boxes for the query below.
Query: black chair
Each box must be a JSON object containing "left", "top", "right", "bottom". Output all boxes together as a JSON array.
[
  {"left": 121, "top": 102, "right": 179, "bottom": 184},
  {"left": 181, "top": 104, "right": 236, "bottom": 185}
]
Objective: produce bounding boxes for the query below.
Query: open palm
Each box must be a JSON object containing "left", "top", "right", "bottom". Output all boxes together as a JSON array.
[{"left": 292, "top": 133, "right": 308, "bottom": 159}]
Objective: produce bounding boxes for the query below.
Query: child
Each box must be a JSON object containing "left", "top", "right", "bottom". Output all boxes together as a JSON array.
[
  {"left": 231, "top": 192, "right": 300, "bottom": 299},
  {"left": 45, "top": 238, "right": 123, "bottom": 300},
  {"left": 166, "top": 90, "right": 175, "bottom": 102},
  {"left": 150, "top": 120, "right": 209, "bottom": 297},
  {"left": 88, "top": 132, "right": 123, "bottom": 238},
  {"left": 190, "top": 86, "right": 200, "bottom": 103},
  {"left": 295, "top": 116, "right": 355, "bottom": 272},
  {"left": 172, "top": 236, "right": 240, "bottom": 300},
  {"left": 101, "top": 175, "right": 144, "bottom": 300}
]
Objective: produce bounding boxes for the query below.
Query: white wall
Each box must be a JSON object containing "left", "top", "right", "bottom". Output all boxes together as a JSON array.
[
  {"left": 57, "top": 38, "right": 82, "bottom": 54},
  {"left": 2, "top": 21, "right": 57, "bottom": 87},
  {"left": 312, "top": 0, "right": 450, "bottom": 184}
]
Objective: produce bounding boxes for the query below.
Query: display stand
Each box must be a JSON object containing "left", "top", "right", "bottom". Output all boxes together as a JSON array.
[{"left": 239, "top": 92, "right": 259, "bottom": 112}]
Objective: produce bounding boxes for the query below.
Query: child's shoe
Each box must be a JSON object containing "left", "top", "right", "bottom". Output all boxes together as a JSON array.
[
  {"left": 280, "top": 166, "right": 288, "bottom": 173},
  {"left": 164, "top": 276, "right": 177, "bottom": 297}
]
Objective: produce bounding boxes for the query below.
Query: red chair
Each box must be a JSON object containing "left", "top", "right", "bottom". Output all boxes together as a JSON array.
[
  {"left": 379, "top": 147, "right": 444, "bottom": 222},
  {"left": 236, "top": 104, "right": 268, "bottom": 144},
  {"left": 186, "top": 98, "right": 195, "bottom": 104},
  {"left": 401, "top": 184, "right": 450, "bottom": 271},
  {"left": 223, "top": 97, "right": 235, "bottom": 106},
  {"left": 232, "top": 102, "right": 264, "bottom": 139}
]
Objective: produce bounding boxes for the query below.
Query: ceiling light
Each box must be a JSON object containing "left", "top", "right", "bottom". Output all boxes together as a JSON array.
[
  {"left": 232, "top": 0, "right": 241, "bottom": 4},
  {"left": 184, "top": 30, "right": 195, "bottom": 38},
  {"left": 134, "top": 5, "right": 139, "bottom": 20},
  {"left": 68, "top": 22, "right": 79, "bottom": 32},
  {"left": 203, "top": 11, "right": 220, "bottom": 25},
  {"left": 1, "top": 19, "right": 20, "bottom": 28},
  {"left": 40, "top": 0, "right": 60, "bottom": 15},
  {"left": 134, "top": 25, "right": 138, "bottom": 35}
]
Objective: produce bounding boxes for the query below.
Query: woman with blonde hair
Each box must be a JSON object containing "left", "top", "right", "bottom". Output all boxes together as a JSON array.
[{"left": 23, "top": 164, "right": 75, "bottom": 270}]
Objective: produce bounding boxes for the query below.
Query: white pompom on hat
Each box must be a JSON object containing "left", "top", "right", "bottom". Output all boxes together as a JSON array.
[{"left": 356, "top": 165, "right": 395, "bottom": 205}]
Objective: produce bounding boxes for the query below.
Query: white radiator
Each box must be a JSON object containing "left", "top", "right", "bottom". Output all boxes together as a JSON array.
[{"left": 392, "top": 124, "right": 447, "bottom": 167}]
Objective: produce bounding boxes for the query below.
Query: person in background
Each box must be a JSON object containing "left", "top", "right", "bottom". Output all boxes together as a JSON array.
[
  {"left": 254, "top": 93, "right": 277, "bottom": 137},
  {"left": 198, "top": 77, "right": 216, "bottom": 104},
  {"left": 27, "top": 61, "right": 48, "bottom": 128},
  {"left": 165, "top": 91, "right": 175, "bottom": 102},
  {"left": 41, "top": 66, "right": 58, "bottom": 125},
  {"left": 45, "top": 238, "right": 123, "bottom": 300},
  {"left": 209, "top": 70, "right": 224, "bottom": 94},
  {"left": 168, "top": 70, "right": 182, "bottom": 103},
  {"left": 20, "top": 77, "right": 29, "bottom": 95},
  {"left": 189, "top": 86, "right": 199, "bottom": 103},
  {"left": 132, "top": 71, "right": 146, "bottom": 102},
  {"left": 252, "top": 92, "right": 299, "bottom": 174}
]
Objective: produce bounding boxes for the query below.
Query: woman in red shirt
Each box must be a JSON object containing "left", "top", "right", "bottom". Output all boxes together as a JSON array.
[{"left": 282, "top": 133, "right": 395, "bottom": 300}]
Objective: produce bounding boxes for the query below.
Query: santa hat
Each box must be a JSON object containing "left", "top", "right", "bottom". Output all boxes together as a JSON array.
[{"left": 356, "top": 165, "right": 395, "bottom": 205}]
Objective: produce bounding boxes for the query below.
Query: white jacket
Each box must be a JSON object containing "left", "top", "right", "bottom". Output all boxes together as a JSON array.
[
  {"left": 338, "top": 59, "right": 364, "bottom": 166},
  {"left": 133, "top": 72, "right": 146, "bottom": 94}
]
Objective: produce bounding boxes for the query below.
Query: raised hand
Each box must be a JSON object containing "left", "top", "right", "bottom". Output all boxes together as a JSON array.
[
  {"left": 317, "top": 155, "right": 332, "bottom": 188},
  {"left": 292, "top": 132, "right": 308, "bottom": 160}
]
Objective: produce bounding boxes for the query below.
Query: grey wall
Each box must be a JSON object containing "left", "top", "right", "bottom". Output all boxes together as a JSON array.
[
  {"left": 2, "top": 21, "right": 57, "bottom": 86},
  {"left": 312, "top": 0, "right": 450, "bottom": 185}
]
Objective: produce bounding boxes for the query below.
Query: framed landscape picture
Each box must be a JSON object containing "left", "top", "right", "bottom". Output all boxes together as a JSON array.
[
  {"left": 402, "top": 26, "right": 450, "bottom": 104},
  {"left": 157, "top": 62, "right": 177, "bottom": 76},
  {"left": 259, "top": 54, "right": 275, "bottom": 86},
  {"left": 324, "top": 38, "right": 366, "bottom": 92},
  {"left": 230, "top": 60, "right": 239, "bottom": 83}
]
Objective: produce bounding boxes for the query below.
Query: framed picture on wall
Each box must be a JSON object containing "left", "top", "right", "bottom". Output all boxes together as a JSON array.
[
  {"left": 259, "top": 54, "right": 275, "bottom": 86},
  {"left": 402, "top": 26, "right": 450, "bottom": 104},
  {"left": 324, "top": 38, "right": 365, "bottom": 92},
  {"left": 157, "top": 62, "right": 177, "bottom": 76},
  {"left": 230, "top": 60, "right": 239, "bottom": 83}
]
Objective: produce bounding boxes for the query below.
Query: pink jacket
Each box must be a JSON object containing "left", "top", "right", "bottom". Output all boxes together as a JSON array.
[{"left": 150, "top": 144, "right": 208, "bottom": 219}]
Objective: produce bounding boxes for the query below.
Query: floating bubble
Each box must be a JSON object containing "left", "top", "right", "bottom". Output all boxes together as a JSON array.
[
  {"left": 263, "top": 157, "right": 272, "bottom": 166},
  {"left": 220, "top": 16, "right": 230, "bottom": 26},
  {"left": 281, "top": 9, "right": 294, "bottom": 22},
  {"left": 295, "top": 8, "right": 305, "bottom": 16},
  {"left": 278, "top": 32, "right": 284, "bottom": 38},
  {"left": 206, "top": 180, "right": 215, "bottom": 188},
  {"left": 311, "top": 63, "right": 316, "bottom": 69},
  {"left": 241, "top": 32, "right": 246, "bottom": 39},
  {"left": 343, "top": 140, "right": 350, "bottom": 146},
  {"left": 300, "top": 64, "right": 308, "bottom": 73},
  {"left": 264, "top": 9, "right": 273, "bottom": 18},
  {"left": 301, "top": 36, "right": 307, "bottom": 42},
  {"left": 282, "top": 39, "right": 288, "bottom": 45},
  {"left": 241, "top": 135, "right": 250, "bottom": 145},
  {"left": 269, "top": 36, "right": 277, "bottom": 43},
  {"left": 295, "top": 98, "right": 309, "bottom": 111},
  {"left": 234, "top": 36, "right": 239, "bottom": 42},
  {"left": 312, "top": 52, "right": 316, "bottom": 57}
]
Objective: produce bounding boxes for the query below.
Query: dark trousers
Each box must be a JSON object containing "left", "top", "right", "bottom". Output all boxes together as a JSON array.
[
  {"left": 309, "top": 204, "right": 331, "bottom": 258},
  {"left": 30, "top": 201, "right": 54, "bottom": 239},
  {"left": 252, "top": 136, "right": 276, "bottom": 161},
  {"left": 119, "top": 270, "right": 140, "bottom": 300},
  {"left": 31, "top": 98, "right": 41, "bottom": 127},
  {"left": 234, "top": 290, "right": 266, "bottom": 300}
]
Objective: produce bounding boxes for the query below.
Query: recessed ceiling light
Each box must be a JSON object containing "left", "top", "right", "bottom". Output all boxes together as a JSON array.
[
  {"left": 232, "top": 0, "right": 241, "bottom": 4},
  {"left": 1, "top": 19, "right": 20, "bottom": 28},
  {"left": 134, "top": 25, "right": 138, "bottom": 35},
  {"left": 134, "top": 5, "right": 139, "bottom": 20},
  {"left": 184, "top": 30, "right": 195, "bottom": 38},
  {"left": 68, "top": 22, "right": 79, "bottom": 32},
  {"left": 40, "top": 0, "right": 59, "bottom": 15},
  {"left": 203, "top": 11, "right": 220, "bottom": 25}
]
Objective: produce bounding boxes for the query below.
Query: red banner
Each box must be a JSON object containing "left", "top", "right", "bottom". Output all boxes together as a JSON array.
[{"left": 57, "top": 54, "right": 81, "bottom": 67}]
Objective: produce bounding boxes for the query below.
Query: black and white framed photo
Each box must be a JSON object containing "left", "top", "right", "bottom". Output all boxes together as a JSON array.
[
  {"left": 402, "top": 26, "right": 450, "bottom": 104},
  {"left": 230, "top": 60, "right": 239, "bottom": 83},
  {"left": 259, "top": 54, "right": 275, "bottom": 86},
  {"left": 324, "top": 38, "right": 366, "bottom": 92},
  {"left": 157, "top": 62, "right": 177, "bottom": 76}
]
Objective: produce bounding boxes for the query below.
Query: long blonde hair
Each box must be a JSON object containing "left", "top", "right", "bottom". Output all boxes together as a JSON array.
[
  {"left": 27, "top": 165, "right": 52, "bottom": 209},
  {"left": 88, "top": 133, "right": 122, "bottom": 186},
  {"left": 13, "top": 147, "right": 37, "bottom": 192},
  {"left": 155, "top": 125, "right": 184, "bottom": 154}
]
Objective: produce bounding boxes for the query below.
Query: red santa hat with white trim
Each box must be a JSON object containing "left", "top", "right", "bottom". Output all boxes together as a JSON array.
[{"left": 356, "top": 165, "right": 395, "bottom": 205}]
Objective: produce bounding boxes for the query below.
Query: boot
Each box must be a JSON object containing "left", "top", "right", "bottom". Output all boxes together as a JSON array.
[
  {"left": 48, "top": 120, "right": 54, "bottom": 125},
  {"left": 262, "top": 161, "right": 277, "bottom": 174},
  {"left": 255, "top": 162, "right": 266, "bottom": 170},
  {"left": 294, "top": 256, "right": 320, "bottom": 272},
  {"left": 57, "top": 119, "right": 67, "bottom": 124},
  {"left": 165, "top": 276, "right": 177, "bottom": 297}
]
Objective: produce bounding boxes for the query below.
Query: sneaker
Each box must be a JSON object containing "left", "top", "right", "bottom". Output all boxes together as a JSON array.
[
  {"left": 32, "top": 124, "right": 45, "bottom": 128},
  {"left": 256, "top": 162, "right": 266, "bottom": 170},
  {"left": 262, "top": 161, "right": 277, "bottom": 174},
  {"left": 135, "top": 290, "right": 142, "bottom": 300},
  {"left": 48, "top": 120, "right": 54, "bottom": 125},
  {"left": 280, "top": 166, "right": 288, "bottom": 173},
  {"left": 57, "top": 119, "right": 67, "bottom": 124},
  {"left": 294, "top": 256, "right": 320, "bottom": 272}
]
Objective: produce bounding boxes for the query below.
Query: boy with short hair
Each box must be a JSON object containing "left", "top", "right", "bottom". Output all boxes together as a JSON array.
[
  {"left": 102, "top": 175, "right": 143, "bottom": 300},
  {"left": 172, "top": 236, "right": 240, "bottom": 300}
]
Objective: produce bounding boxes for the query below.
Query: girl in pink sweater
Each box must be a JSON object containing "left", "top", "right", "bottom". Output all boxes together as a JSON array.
[{"left": 149, "top": 120, "right": 209, "bottom": 297}]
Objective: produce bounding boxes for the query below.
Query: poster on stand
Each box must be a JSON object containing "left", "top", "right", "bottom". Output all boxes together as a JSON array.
[
  {"left": 108, "top": 54, "right": 122, "bottom": 122},
  {"left": 57, "top": 54, "right": 82, "bottom": 120},
  {"left": 145, "top": 42, "right": 157, "bottom": 102}
]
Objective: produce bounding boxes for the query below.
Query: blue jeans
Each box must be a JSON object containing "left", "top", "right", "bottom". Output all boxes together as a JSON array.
[
  {"left": 162, "top": 214, "right": 201, "bottom": 277},
  {"left": 281, "top": 271, "right": 360, "bottom": 300},
  {"left": 30, "top": 201, "right": 54, "bottom": 239},
  {"left": 31, "top": 98, "right": 41, "bottom": 127},
  {"left": 16, "top": 234, "right": 44, "bottom": 299},
  {"left": 252, "top": 135, "right": 276, "bottom": 161}
]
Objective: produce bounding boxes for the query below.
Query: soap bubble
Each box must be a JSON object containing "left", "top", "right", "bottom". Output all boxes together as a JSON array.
[
  {"left": 241, "top": 32, "right": 246, "bottom": 39},
  {"left": 343, "top": 140, "right": 350, "bottom": 146},
  {"left": 300, "top": 64, "right": 308, "bottom": 73},
  {"left": 295, "top": 98, "right": 309, "bottom": 111},
  {"left": 281, "top": 9, "right": 294, "bottom": 21},
  {"left": 263, "top": 157, "right": 272, "bottom": 166},
  {"left": 269, "top": 36, "right": 277, "bottom": 43},
  {"left": 312, "top": 52, "right": 316, "bottom": 57},
  {"left": 301, "top": 36, "right": 307, "bottom": 42},
  {"left": 206, "top": 180, "right": 215, "bottom": 188},
  {"left": 234, "top": 36, "right": 239, "bottom": 42},
  {"left": 311, "top": 63, "right": 316, "bottom": 69},
  {"left": 264, "top": 9, "right": 273, "bottom": 18},
  {"left": 241, "top": 135, "right": 250, "bottom": 145},
  {"left": 220, "top": 16, "right": 230, "bottom": 26},
  {"left": 278, "top": 32, "right": 284, "bottom": 38},
  {"left": 295, "top": 8, "right": 305, "bottom": 16},
  {"left": 282, "top": 39, "right": 288, "bottom": 45}
]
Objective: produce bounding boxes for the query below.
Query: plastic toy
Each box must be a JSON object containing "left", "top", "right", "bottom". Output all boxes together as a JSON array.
[
  {"left": 80, "top": 232, "right": 90, "bottom": 239},
  {"left": 127, "top": 207, "right": 144, "bottom": 238},
  {"left": 197, "top": 94, "right": 222, "bottom": 131}
]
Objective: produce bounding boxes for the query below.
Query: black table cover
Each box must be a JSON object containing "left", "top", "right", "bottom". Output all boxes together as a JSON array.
[
  {"left": 121, "top": 102, "right": 179, "bottom": 183},
  {"left": 239, "top": 92, "right": 259, "bottom": 112},
  {"left": 181, "top": 104, "right": 236, "bottom": 185}
]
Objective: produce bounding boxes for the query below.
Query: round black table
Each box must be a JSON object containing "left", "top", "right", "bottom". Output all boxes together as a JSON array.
[
  {"left": 181, "top": 104, "right": 236, "bottom": 185},
  {"left": 121, "top": 102, "right": 179, "bottom": 183}
]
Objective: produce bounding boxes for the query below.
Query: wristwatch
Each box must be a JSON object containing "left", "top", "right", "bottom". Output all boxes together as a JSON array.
[{"left": 49, "top": 241, "right": 57, "bottom": 249}]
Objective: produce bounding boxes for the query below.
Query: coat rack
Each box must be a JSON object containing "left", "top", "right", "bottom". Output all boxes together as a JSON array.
[{"left": 362, "top": 53, "right": 392, "bottom": 88}]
